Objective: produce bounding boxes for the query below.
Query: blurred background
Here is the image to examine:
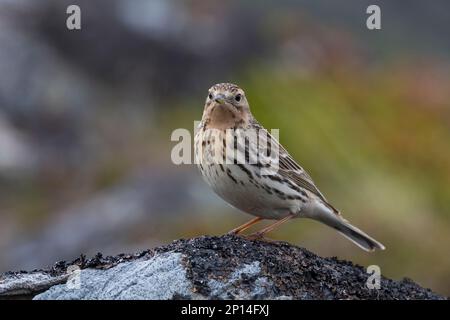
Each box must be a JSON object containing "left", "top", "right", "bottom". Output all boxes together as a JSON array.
[{"left": 0, "top": 0, "right": 449, "bottom": 295}]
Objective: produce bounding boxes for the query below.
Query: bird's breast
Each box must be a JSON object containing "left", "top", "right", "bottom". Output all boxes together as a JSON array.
[{"left": 195, "top": 129, "right": 306, "bottom": 218}]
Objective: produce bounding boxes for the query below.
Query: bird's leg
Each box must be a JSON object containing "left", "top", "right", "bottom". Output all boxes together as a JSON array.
[
  {"left": 247, "top": 214, "right": 294, "bottom": 240},
  {"left": 227, "top": 217, "right": 263, "bottom": 235}
]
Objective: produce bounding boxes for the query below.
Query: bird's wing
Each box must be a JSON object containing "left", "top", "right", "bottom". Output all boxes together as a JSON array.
[{"left": 250, "top": 119, "right": 339, "bottom": 214}]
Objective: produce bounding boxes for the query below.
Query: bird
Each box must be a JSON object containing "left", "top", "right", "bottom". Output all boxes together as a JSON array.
[{"left": 194, "top": 83, "right": 385, "bottom": 252}]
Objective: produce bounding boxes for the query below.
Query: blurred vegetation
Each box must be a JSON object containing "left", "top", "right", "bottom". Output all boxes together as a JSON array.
[
  {"left": 167, "top": 60, "right": 450, "bottom": 294},
  {"left": 1, "top": 0, "right": 449, "bottom": 296}
]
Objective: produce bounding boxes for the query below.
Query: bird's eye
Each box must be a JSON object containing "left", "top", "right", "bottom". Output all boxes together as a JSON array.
[
  {"left": 208, "top": 93, "right": 213, "bottom": 100},
  {"left": 235, "top": 94, "right": 242, "bottom": 102}
]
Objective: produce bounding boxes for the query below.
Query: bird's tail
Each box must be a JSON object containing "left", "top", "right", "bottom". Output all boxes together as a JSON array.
[{"left": 309, "top": 206, "right": 385, "bottom": 252}]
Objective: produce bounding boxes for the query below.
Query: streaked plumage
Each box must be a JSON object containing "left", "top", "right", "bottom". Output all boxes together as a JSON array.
[{"left": 194, "top": 83, "right": 385, "bottom": 251}]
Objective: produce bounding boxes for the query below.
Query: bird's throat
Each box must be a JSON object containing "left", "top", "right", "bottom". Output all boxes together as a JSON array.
[{"left": 206, "top": 104, "right": 243, "bottom": 130}]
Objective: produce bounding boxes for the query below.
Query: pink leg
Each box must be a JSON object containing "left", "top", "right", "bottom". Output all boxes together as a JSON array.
[
  {"left": 227, "top": 217, "right": 263, "bottom": 235},
  {"left": 247, "top": 214, "right": 294, "bottom": 239}
]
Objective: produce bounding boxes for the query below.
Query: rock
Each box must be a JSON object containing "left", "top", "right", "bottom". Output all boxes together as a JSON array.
[
  {"left": 0, "top": 272, "right": 67, "bottom": 299},
  {"left": 0, "top": 235, "right": 445, "bottom": 300},
  {"left": 35, "top": 253, "right": 193, "bottom": 300}
]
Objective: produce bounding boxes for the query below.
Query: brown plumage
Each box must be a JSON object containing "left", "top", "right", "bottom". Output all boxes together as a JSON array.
[{"left": 194, "top": 83, "right": 385, "bottom": 251}]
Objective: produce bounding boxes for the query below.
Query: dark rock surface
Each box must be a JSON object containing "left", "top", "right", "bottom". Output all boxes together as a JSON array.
[{"left": 0, "top": 235, "right": 445, "bottom": 300}]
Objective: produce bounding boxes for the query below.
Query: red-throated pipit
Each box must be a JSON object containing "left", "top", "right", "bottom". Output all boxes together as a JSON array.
[{"left": 194, "top": 83, "right": 385, "bottom": 251}]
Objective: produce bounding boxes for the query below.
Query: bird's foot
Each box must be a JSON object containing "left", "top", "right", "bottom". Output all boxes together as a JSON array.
[{"left": 226, "top": 229, "right": 241, "bottom": 236}]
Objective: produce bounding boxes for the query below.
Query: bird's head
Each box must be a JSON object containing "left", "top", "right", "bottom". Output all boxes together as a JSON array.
[{"left": 202, "top": 83, "right": 252, "bottom": 130}]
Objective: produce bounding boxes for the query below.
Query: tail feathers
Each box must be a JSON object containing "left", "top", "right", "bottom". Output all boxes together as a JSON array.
[
  {"left": 333, "top": 220, "right": 385, "bottom": 252},
  {"left": 312, "top": 209, "right": 385, "bottom": 252}
]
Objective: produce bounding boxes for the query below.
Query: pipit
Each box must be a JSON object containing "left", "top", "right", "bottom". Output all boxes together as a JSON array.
[{"left": 194, "top": 83, "right": 385, "bottom": 251}]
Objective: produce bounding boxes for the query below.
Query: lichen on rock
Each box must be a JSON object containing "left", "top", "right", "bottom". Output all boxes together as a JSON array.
[{"left": 0, "top": 235, "right": 445, "bottom": 300}]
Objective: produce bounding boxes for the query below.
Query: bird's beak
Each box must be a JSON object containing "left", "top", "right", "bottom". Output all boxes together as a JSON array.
[{"left": 214, "top": 94, "right": 226, "bottom": 105}]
